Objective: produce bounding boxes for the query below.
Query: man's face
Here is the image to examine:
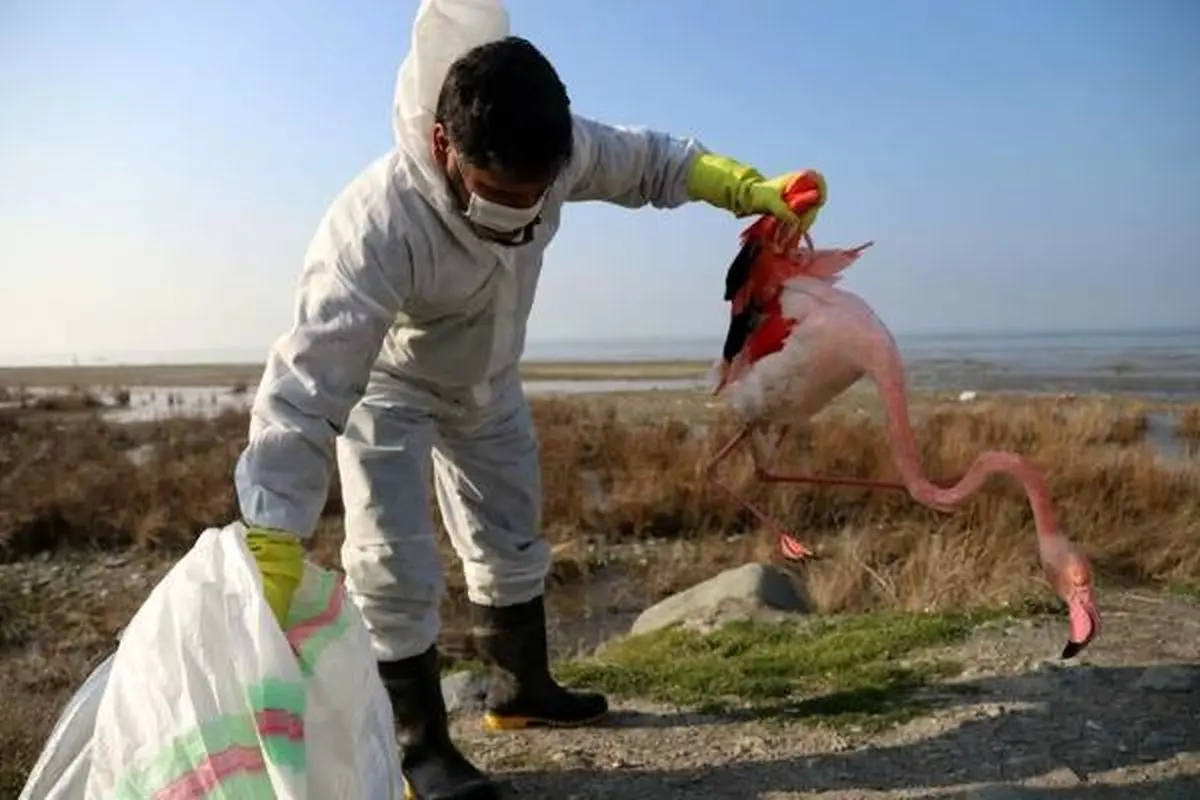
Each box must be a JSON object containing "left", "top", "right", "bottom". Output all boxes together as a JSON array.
[{"left": 432, "top": 123, "right": 557, "bottom": 244}]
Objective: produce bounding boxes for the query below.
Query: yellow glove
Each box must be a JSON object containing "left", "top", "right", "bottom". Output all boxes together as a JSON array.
[
  {"left": 686, "top": 153, "right": 827, "bottom": 233},
  {"left": 245, "top": 527, "right": 304, "bottom": 626}
]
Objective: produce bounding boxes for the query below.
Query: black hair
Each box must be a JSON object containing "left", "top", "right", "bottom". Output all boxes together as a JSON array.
[{"left": 435, "top": 35, "right": 573, "bottom": 183}]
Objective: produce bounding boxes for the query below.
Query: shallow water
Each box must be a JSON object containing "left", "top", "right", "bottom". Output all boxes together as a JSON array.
[
  {"left": 8, "top": 369, "right": 1198, "bottom": 437},
  {"left": 525, "top": 377, "right": 707, "bottom": 395},
  {"left": 40, "top": 379, "right": 710, "bottom": 424},
  {"left": 1145, "top": 410, "right": 1193, "bottom": 463},
  {"left": 95, "top": 385, "right": 253, "bottom": 424},
  {"left": 525, "top": 329, "right": 1200, "bottom": 402}
]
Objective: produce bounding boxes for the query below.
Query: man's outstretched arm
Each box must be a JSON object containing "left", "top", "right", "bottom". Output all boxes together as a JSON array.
[{"left": 564, "top": 113, "right": 826, "bottom": 231}]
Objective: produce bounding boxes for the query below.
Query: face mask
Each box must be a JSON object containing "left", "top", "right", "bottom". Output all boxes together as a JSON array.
[
  {"left": 464, "top": 191, "right": 545, "bottom": 240},
  {"left": 444, "top": 157, "right": 545, "bottom": 246}
]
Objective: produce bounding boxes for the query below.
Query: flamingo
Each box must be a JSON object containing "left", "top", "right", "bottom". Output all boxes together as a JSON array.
[{"left": 701, "top": 174, "right": 1101, "bottom": 659}]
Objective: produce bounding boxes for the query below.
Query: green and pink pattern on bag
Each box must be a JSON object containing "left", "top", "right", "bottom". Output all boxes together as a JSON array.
[
  {"left": 285, "top": 569, "right": 352, "bottom": 676},
  {"left": 112, "top": 568, "right": 354, "bottom": 798},
  {"left": 112, "top": 678, "right": 306, "bottom": 800}
]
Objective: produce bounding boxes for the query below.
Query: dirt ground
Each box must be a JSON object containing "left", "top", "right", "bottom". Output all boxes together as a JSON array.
[
  {"left": 7, "top": 555, "right": 1198, "bottom": 798},
  {"left": 452, "top": 589, "right": 1200, "bottom": 799}
]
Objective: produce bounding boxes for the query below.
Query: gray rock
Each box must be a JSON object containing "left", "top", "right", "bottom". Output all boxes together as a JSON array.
[
  {"left": 967, "top": 766, "right": 1085, "bottom": 797},
  {"left": 629, "top": 563, "right": 809, "bottom": 637},
  {"left": 441, "top": 670, "right": 489, "bottom": 715},
  {"left": 1133, "top": 665, "right": 1200, "bottom": 693},
  {"left": 1026, "top": 766, "right": 1085, "bottom": 788}
]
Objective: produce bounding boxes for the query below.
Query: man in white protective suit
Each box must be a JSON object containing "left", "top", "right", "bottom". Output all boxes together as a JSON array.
[{"left": 234, "top": 33, "right": 826, "bottom": 800}]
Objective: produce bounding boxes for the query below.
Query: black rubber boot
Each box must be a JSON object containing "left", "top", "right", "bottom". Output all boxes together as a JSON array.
[
  {"left": 470, "top": 595, "right": 609, "bottom": 732},
  {"left": 378, "top": 645, "right": 503, "bottom": 800}
]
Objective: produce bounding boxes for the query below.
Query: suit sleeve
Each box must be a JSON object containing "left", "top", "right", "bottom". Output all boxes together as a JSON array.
[
  {"left": 564, "top": 113, "right": 708, "bottom": 209},
  {"left": 233, "top": 193, "right": 412, "bottom": 540}
]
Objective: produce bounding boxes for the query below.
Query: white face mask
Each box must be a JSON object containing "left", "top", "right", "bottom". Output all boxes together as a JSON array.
[{"left": 463, "top": 191, "right": 545, "bottom": 239}]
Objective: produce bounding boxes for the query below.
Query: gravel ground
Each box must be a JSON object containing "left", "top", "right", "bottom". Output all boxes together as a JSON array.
[
  {"left": 448, "top": 590, "right": 1200, "bottom": 799},
  {"left": 4, "top": 562, "right": 1198, "bottom": 798}
]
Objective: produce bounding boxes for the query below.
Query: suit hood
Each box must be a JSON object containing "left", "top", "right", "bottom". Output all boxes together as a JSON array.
[{"left": 390, "top": 0, "right": 511, "bottom": 226}]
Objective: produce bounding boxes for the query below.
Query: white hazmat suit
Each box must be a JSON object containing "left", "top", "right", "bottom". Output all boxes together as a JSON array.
[{"left": 233, "top": 10, "right": 708, "bottom": 663}]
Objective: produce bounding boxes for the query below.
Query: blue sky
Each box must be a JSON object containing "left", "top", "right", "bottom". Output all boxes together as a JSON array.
[{"left": 1, "top": 0, "right": 1197, "bottom": 364}]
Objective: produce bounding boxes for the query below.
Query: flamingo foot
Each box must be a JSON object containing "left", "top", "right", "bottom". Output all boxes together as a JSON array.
[
  {"left": 778, "top": 531, "right": 816, "bottom": 562},
  {"left": 701, "top": 424, "right": 818, "bottom": 563},
  {"left": 712, "top": 478, "right": 817, "bottom": 563}
]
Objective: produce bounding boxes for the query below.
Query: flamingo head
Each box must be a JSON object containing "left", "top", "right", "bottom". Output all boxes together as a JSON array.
[
  {"left": 721, "top": 173, "right": 829, "bottom": 310},
  {"left": 713, "top": 193, "right": 805, "bottom": 398},
  {"left": 736, "top": 171, "right": 828, "bottom": 256},
  {"left": 1039, "top": 534, "right": 1101, "bottom": 659}
]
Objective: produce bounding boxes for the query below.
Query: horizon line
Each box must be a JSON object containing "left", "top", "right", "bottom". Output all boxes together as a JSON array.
[{"left": 1, "top": 324, "right": 1197, "bottom": 369}]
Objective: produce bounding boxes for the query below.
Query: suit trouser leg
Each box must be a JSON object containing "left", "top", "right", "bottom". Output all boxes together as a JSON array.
[
  {"left": 337, "top": 397, "right": 500, "bottom": 800},
  {"left": 431, "top": 387, "right": 609, "bottom": 731}
]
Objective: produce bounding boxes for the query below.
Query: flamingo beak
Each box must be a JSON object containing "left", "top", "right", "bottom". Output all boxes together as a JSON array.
[{"left": 1061, "top": 591, "right": 1100, "bottom": 659}]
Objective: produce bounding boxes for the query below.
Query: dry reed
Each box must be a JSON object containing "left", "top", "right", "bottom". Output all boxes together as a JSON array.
[{"left": 2, "top": 396, "right": 1196, "bottom": 609}]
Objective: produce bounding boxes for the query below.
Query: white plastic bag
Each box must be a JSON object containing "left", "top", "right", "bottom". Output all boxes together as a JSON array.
[
  {"left": 18, "top": 653, "right": 114, "bottom": 800},
  {"left": 22, "top": 522, "right": 401, "bottom": 799}
]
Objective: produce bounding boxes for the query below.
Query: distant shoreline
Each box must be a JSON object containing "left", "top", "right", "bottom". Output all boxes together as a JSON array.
[
  {"left": 2, "top": 357, "right": 1198, "bottom": 404},
  {"left": 0, "top": 360, "right": 714, "bottom": 388}
]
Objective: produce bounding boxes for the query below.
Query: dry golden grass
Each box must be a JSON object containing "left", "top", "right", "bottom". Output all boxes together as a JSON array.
[
  {"left": 1178, "top": 405, "right": 1200, "bottom": 440},
  {"left": 1, "top": 394, "right": 1196, "bottom": 600}
]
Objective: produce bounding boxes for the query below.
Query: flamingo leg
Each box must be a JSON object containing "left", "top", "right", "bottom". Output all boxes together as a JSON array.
[
  {"left": 701, "top": 423, "right": 816, "bottom": 562},
  {"left": 698, "top": 425, "right": 752, "bottom": 478},
  {"left": 752, "top": 421, "right": 961, "bottom": 495},
  {"left": 758, "top": 469, "right": 910, "bottom": 492},
  {"left": 754, "top": 452, "right": 962, "bottom": 494}
]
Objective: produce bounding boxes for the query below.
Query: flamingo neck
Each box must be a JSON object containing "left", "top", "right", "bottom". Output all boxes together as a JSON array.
[
  {"left": 872, "top": 335, "right": 1059, "bottom": 537},
  {"left": 935, "top": 452, "right": 1060, "bottom": 536}
]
